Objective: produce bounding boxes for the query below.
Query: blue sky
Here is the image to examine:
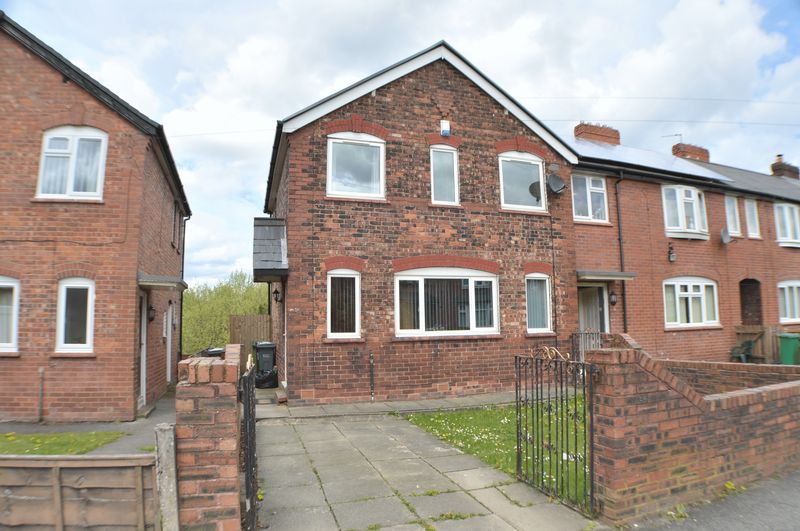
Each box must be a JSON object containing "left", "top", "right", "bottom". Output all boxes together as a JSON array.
[{"left": 2, "top": 0, "right": 799, "bottom": 285}]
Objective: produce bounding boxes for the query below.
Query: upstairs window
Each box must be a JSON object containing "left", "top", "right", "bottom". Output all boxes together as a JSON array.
[
  {"left": 525, "top": 274, "right": 552, "bottom": 333},
  {"left": 395, "top": 268, "right": 498, "bottom": 337},
  {"left": 775, "top": 203, "right": 800, "bottom": 247},
  {"left": 779, "top": 281, "right": 800, "bottom": 324},
  {"left": 662, "top": 185, "right": 708, "bottom": 238},
  {"left": 725, "top": 196, "right": 741, "bottom": 236},
  {"left": 745, "top": 199, "right": 760, "bottom": 238},
  {"left": 499, "top": 151, "right": 546, "bottom": 212},
  {"left": 663, "top": 277, "right": 718, "bottom": 328},
  {"left": 0, "top": 277, "right": 20, "bottom": 353},
  {"left": 327, "top": 269, "right": 360, "bottom": 339},
  {"left": 56, "top": 278, "right": 95, "bottom": 353},
  {"left": 430, "top": 145, "right": 459, "bottom": 205},
  {"left": 37, "top": 126, "right": 107, "bottom": 199},
  {"left": 326, "top": 132, "right": 385, "bottom": 199},
  {"left": 572, "top": 175, "right": 608, "bottom": 222}
]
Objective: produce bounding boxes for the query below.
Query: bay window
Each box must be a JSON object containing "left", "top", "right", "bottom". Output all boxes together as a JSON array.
[
  {"left": 395, "top": 268, "right": 498, "bottom": 337},
  {"left": 662, "top": 185, "right": 708, "bottom": 238},
  {"left": 56, "top": 278, "right": 95, "bottom": 352},
  {"left": 327, "top": 269, "right": 361, "bottom": 338},
  {"left": 499, "top": 151, "right": 546, "bottom": 212},
  {"left": 663, "top": 277, "right": 718, "bottom": 328},
  {"left": 326, "top": 132, "right": 385, "bottom": 199},
  {"left": 525, "top": 274, "right": 552, "bottom": 333},
  {"left": 37, "top": 126, "right": 107, "bottom": 199},
  {"left": 775, "top": 203, "right": 800, "bottom": 247},
  {"left": 778, "top": 281, "right": 800, "bottom": 323},
  {"left": 0, "top": 277, "right": 20, "bottom": 352}
]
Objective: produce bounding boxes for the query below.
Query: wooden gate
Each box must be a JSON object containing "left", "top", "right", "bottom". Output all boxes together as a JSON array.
[
  {"left": 229, "top": 314, "right": 271, "bottom": 367},
  {"left": 0, "top": 454, "right": 158, "bottom": 529}
]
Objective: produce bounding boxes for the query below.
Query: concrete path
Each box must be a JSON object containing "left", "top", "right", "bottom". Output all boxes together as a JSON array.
[{"left": 257, "top": 416, "right": 602, "bottom": 530}]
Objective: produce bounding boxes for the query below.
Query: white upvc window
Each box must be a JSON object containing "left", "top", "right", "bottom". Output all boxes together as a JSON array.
[
  {"left": 56, "top": 278, "right": 95, "bottom": 353},
  {"left": 395, "top": 267, "right": 499, "bottom": 337},
  {"left": 525, "top": 274, "right": 552, "bottom": 333},
  {"left": 745, "top": 199, "right": 760, "bottom": 238},
  {"left": 571, "top": 175, "right": 608, "bottom": 222},
  {"left": 725, "top": 195, "right": 741, "bottom": 236},
  {"left": 327, "top": 269, "right": 361, "bottom": 339},
  {"left": 37, "top": 126, "right": 108, "bottom": 199},
  {"left": 774, "top": 203, "right": 800, "bottom": 247},
  {"left": 778, "top": 281, "right": 800, "bottom": 324},
  {"left": 498, "top": 151, "right": 546, "bottom": 212},
  {"left": 661, "top": 185, "right": 708, "bottom": 239},
  {"left": 663, "top": 277, "right": 719, "bottom": 328},
  {"left": 0, "top": 277, "right": 20, "bottom": 353},
  {"left": 430, "top": 145, "right": 459, "bottom": 205},
  {"left": 326, "top": 132, "right": 385, "bottom": 199}
]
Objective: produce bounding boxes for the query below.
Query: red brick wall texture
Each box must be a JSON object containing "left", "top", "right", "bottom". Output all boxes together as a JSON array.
[{"left": 0, "top": 31, "right": 185, "bottom": 420}]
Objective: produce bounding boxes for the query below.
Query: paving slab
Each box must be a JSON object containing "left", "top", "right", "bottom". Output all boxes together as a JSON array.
[
  {"left": 321, "top": 403, "right": 364, "bottom": 415},
  {"left": 373, "top": 458, "right": 440, "bottom": 478},
  {"left": 445, "top": 467, "right": 514, "bottom": 490},
  {"left": 304, "top": 439, "right": 356, "bottom": 454},
  {"left": 260, "top": 505, "right": 337, "bottom": 531},
  {"left": 387, "top": 473, "right": 461, "bottom": 496},
  {"left": 257, "top": 440, "right": 306, "bottom": 456},
  {"left": 433, "top": 514, "right": 516, "bottom": 530},
  {"left": 307, "top": 448, "right": 367, "bottom": 467},
  {"left": 260, "top": 462, "right": 317, "bottom": 487},
  {"left": 409, "top": 491, "right": 488, "bottom": 519},
  {"left": 426, "top": 454, "right": 488, "bottom": 473},
  {"left": 497, "top": 482, "right": 549, "bottom": 507},
  {"left": 331, "top": 497, "right": 416, "bottom": 530},
  {"left": 322, "top": 476, "right": 395, "bottom": 504},
  {"left": 294, "top": 423, "right": 346, "bottom": 441},
  {"left": 263, "top": 484, "right": 327, "bottom": 510},
  {"left": 256, "top": 404, "right": 289, "bottom": 419},
  {"left": 290, "top": 406, "right": 327, "bottom": 417},
  {"left": 469, "top": 487, "right": 592, "bottom": 531},
  {"left": 315, "top": 461, "right": 382, "bottom": 483}
]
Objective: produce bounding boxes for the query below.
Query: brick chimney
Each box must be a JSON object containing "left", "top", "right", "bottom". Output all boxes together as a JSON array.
[
  {"left": 574, "top": 123, "right": 620, "bottom": 145},
  {"left": 771, "top": 154, "right": 799, "bottom": 179},
  {"left": 672, "top": 143, "right": 710, "bottom": 163}
]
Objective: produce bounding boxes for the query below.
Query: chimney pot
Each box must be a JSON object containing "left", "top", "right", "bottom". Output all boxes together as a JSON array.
[
  {"left": 672, "top": 143, "right": 710, "bottom": 163},
  {"left": 574, "top": 122, "right": 620, "bottom": 145},
  {"left": 771, "top": 154, "right": 799, "bottom": 180}
]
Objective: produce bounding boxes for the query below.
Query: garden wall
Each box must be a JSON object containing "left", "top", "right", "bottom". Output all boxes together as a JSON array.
[
  {"left": 660, "top": 359, "right": 800, "bottom": 395},
  {"left": 587, "top": 340, "right": 800, "bottom": 525}
]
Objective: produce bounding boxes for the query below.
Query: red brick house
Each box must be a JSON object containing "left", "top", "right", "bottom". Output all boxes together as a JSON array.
[
  {"left": 0, "top": 12, "right": 190, "bottom": 421},
  {"left": 255, "top": 42, "right": 800, "bottom": 403}
]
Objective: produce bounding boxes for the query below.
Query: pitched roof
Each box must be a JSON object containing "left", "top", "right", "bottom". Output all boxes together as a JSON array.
[
  {"left": 253, "top": 218, "right": 288, "bottom": 282},
  {"left": 264, "top": 41, "right": 579, "bottom": 213},
  {"left": 0, "top": 10, "right": 191, "bottom": 215},
  {"left": 689, "top": 160, "right": 800, "bottom": 203}
]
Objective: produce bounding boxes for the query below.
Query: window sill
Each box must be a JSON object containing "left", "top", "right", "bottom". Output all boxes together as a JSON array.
[
  {"left": 525, "top": 332, "right": 556, "bottom": 338},
  {"left": 778, "top": 241, "right": 800, "bottom": 248},
  {"left": 780, "top": 320, "right": 800, "bottom": 325},
  {"left": 666, "top": 231, "right": 709, "bottom": 241},
  {"left": 573, "top": 219, "right": 612, "bottom": 227},
  {"left": 31, "top": 197, "right": 104, "bottom": 204},
  {"left": 323, "top": 337, "right": 365, "bottom": 344},
  {"left": 664, "top": 325, "right": 722, "bottom": 332},
  {"left": 499, "top": 208, "right": 550, "bottom": 217},
  {"left": 430, "top": 203, "right": 463, "bottom": 209},
  {"left": 52, "top": 351, "right": 96, "bottom": 358},
  {"left": 324, "top": 196, "right": 388, "bottom": 204},
  {"left": 392, "top": 334, "right": 503, "bottom": 342},
  {"left": 747, "top": 235, "right": 762, "bottom": 240},
  {"left": 0, "top": 351, "right": 20, "bottom": 358}
]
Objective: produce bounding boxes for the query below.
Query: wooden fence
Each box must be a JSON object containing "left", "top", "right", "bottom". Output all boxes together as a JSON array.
[
  {"left": 0, "top": 454, "right": 158, "bottom": 530},
  {"left": 735, "top": 325, "right": 779, "bottom": 363},
  {"left": 229, "top": 314, "right": 271, "bottom": 368}
]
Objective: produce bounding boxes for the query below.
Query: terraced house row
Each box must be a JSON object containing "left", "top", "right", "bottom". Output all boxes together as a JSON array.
[{"left": 254, "top": 41, "right": 800, "bottom": 403}]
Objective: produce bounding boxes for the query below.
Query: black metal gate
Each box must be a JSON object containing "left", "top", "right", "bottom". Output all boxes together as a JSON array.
[
  {"left": 515, "top": 346, "right": 597, "bottom": 515},
  {"left": 239, "top": 367, "right": 258, "bottom": 530}
]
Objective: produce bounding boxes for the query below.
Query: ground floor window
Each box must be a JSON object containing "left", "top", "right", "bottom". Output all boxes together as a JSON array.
[
  {"left": 56, "top": 277, "right": 95, "bottom": 352},
  {"left": 0, "top": 277, "right": 20, "bottom": 352},
  {"left": 663, "top": 277, "right": 718, "bottom": 328},
  {"left": 327, "top": 269, "right": 360, "bottom": 338},
  {"left": 525, "top": 274, "right": 552, "bottom": 333},
  {"left": 395, "top": 268, "right": 498, "bottom": 337},
  {"left": 779, "top": 281, "right": 800, "bottom": 323}
]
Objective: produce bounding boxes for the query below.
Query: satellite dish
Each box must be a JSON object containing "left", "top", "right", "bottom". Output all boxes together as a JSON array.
[
  {"left": 547, "top": 174, "right": 566, "bottom": 194},
  {"left": 721, "top": 228, "right": 732, "bottom": 244},
  {"left": 528, "top": 182, "right": 541, "bottom": 201}
]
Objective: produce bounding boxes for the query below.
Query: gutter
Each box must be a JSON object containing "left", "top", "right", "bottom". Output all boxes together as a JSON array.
[{"left": 614, "top": 172, "right": 628, "bottom": 333}]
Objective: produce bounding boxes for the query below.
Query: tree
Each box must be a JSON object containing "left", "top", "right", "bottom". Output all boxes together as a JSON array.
[{"left": 182, "top": 271, "right": 270, "bottom": 355}]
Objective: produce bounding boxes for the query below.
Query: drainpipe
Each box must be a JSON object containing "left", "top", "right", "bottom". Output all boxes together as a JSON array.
[
  {"left": 38, "top": 367, "right": 45, "bottom": 422},
  {"left": 614, "top": 172, "right": 629, "bottom": 333},
  {"left": 179, "top": 216, "right": 189, "bottom": 361}
]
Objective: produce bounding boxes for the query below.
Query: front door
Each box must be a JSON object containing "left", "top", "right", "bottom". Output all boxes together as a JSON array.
[
  {"left": 138, "top": 293, "right": 148, "bottom": 409},
  {"left": 578, "top": 285, "right": 608, "bottom": 333}
]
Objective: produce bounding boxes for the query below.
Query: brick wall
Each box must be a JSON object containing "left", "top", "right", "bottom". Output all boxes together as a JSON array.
[
  {"left": 175, "top": 347, "right": 242, "bottom": 530},
  {"left": 588, "top": 343, "right": 800, "bottom": 524},
  {"left": 662, "top": 359, "right": 800, "bottom": 395}
]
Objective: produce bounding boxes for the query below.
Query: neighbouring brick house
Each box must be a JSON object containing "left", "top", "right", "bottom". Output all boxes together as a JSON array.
[
  {"left": 254, "top": 41, "right": 800, "bottom": 403},
  {"left": 0, "top": 12, "right": 190, "bottom": 421}
]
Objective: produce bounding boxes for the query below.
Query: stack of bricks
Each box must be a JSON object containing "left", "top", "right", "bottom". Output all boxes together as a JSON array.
[{"left": 175, "top": 345, "right": 242, "bottom": 530}]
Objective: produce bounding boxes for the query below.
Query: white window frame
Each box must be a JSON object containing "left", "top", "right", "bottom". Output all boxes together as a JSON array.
[
  {"left": 326, "top": 132, "right": 385, "bottom": 200},
  {"left": 0, "top": 277, "right": 20, "bottom": 353},
  {"left": 37, "top": 126, "right": 108, "bottom": 200},
  {"left": 394, "top": 267, "right": 499, "bottom": 338},
  {"left": 525, "top": 273, "right": 552, "bottom": 334},
  {"left": 56, "top": 277, "right": 95, "bottom": 353},
  {"left": 661, "top": 185, "right": 709, "bottom": 239},
  {"left": 744, "top": 198, "right": 760, "bottom": 238},
  {"left": 326, "top": 269, "right": 361, "bottom": 339},
  {"left": 774, "top": 203, "right": 800, "bottom": 247},
  {"left": 663, "top": 276, "right": 719, "bottom": 329},
  {"left": 498, "top": 151, "right": 547, "bottom": 213},
  {"left": 724, "top": 195, "right": 741, "bottom": 237},
  {"left": 430, "top": 145, "right": 459, "bottom": 205},
  {"left": 778, "top": 281, "right": 800, "bottom": 324},
  {"left": 571, "top": 174, "right": 609, "bottom": 222}
]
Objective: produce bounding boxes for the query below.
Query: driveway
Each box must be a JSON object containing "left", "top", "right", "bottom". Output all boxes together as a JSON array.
[{"left": 257, "top": 416, "right": 602, "bottom": 530}]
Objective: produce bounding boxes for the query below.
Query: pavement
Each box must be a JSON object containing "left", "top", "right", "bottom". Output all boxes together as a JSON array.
[
  {"left": 641, "top": 469, "right": 800, "bottom": 531},
  {"left": 0, "top": 395, "right": 175, "bottom": 454},
  {"left": 256, "top": 415, "right": 604, "bottom": 531}
]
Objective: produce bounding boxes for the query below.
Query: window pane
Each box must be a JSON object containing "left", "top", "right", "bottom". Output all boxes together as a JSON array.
[
  {"left": 399, "top": 280, "right": 419, "bottom": 330},
  {"left": 726, "top": 197, "right": 739, "bottom": 233},
  {"left": 572, "top": 177, "right": 589, "bottom": 217},
  {"left": 590, "top": 191, "right": 606, "bottom": 220},
  {"left": 41, "top": 155, "right": 69, "bottom": 194},
  {"left": 330, "top": 277, "right": 356, "bottom": 334},
  {"left": 424, "top": 278, "right": 469, "bottom": 332},
  {"left": 746, "top": 200, "right": 759, "bottom": 235},
  {"left": 683, "top": 197, "right": 696, "bottom": 230},
  {"left": 48, "top": 137, "right": 69, "bottom": 150},
  {"left": 698, "top": 193, "right": 708, "bottom": 230},
  {"left": 432, "top": 150, "right": 456, "bottom": 203},
  {"left": 474, "top": 280, "right": 493, "bottom": 328},
  {"left": 664, "top": 285, "right": 677, "bottom": 323},
  {"left": 705, "top": 286, "right": 716, "bottom": 321},
  {"left": 789, "top": 287, "right": 798, "bottom": 319},
  {"left": 73, "top": 138, "right": 101, "bottom": 193},
  {"left": 330, "top": 142, "right": 380, "bottom": 195},
  {"left": 0, "top": 287, "right": 12, "bottom": 344},
  {"left": 64, "top": 287, "right": 89, "bottom": 344},
  {"left": 792, "top": 208, "right": 800, "bottom": 241},
  {"left": 502, "top": 159, "right": 541, "bottom": 208},
  {"left": 690, "top": 296, "right": 702, "bottom": 323},
  {"left": 679, "top": 295, "right": 689, "bottom": 324},
  {"left": 591, "top": 178, "right": 604, "bottom": 189},
  {"left": 526, "top": 279, "right": 549, "bottom": 329},
  {"left": 664, "top": 188, "right": 679, "bottom": 227}
]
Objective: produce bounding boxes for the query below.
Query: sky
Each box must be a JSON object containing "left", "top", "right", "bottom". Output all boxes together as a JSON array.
[{"left": 2, "top": 0, "right": 799, "bottom": 286}]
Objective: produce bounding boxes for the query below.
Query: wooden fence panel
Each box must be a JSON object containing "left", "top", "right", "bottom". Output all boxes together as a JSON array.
[
  {"left": 229, "top": 314, "right": 271, "bottom": 368},
  {"left": 0, "top": 455, "right": 158, "bottom": 530}
]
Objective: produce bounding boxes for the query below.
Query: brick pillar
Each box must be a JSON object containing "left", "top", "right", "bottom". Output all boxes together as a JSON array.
[{"left": 175, "top": 349, "right": 241, "bottom": 530}]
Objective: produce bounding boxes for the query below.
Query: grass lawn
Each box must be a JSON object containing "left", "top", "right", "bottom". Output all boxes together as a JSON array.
[{"left": 0, "top": 431, "right": 126, "bottom": 455}]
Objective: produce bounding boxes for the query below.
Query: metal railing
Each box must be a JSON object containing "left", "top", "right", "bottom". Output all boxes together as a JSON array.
[{"left": 239, "top": 367, "right": 258, "bottom": 530}]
